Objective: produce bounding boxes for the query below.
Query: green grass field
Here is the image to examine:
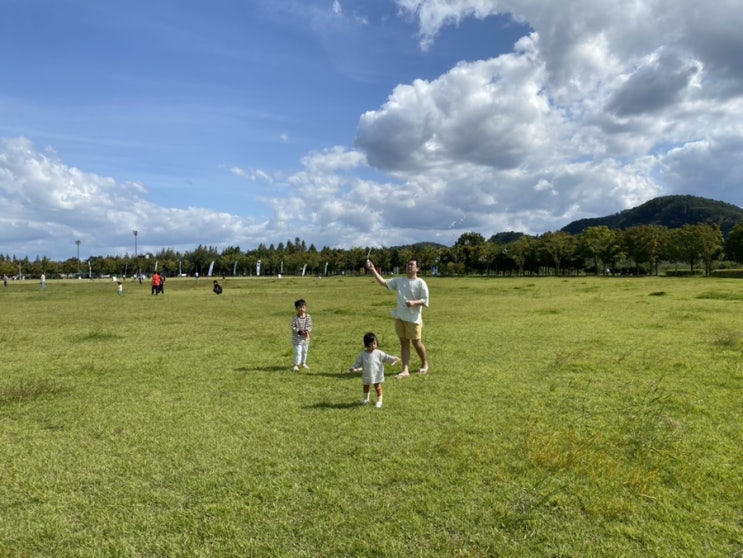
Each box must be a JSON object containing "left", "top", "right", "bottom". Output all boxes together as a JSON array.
[{"left": 1, "top": 275, "right": 741, "bottom": 557}]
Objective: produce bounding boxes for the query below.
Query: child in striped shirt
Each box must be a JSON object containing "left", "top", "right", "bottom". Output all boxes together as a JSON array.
[{"left": 291, "top": 299, "right": 313, "bottom": 371}]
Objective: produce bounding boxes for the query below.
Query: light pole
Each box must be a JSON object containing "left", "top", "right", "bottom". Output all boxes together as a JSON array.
[
  {"left": 133, "top": 230, "right": 138, "bottom": 278},
  {"left": 75, "top": 240, "right": 81, "bottom": 275}
]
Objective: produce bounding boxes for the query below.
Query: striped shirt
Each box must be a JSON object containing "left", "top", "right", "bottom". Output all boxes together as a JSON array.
[{"left": 291, "top": 314, "right": 313, "bottom": 345}]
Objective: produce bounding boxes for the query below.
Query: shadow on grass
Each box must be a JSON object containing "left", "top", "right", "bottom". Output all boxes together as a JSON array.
[
  {"left": 304, "top": 401, "right": 361, "bottom": 410},
  {"left": 233, "top": 365, "right": 287, "bottom": 373},
  {"left": 71, "top": 330, "right": 123, "bottom": 342},
  {"left": 313, "top": 372, "right": 356, "bottom": 380},
  {"left": 232, "top": 367, "right": 356, "bottom": 378},
  {"left": 697, "top": 291, "right": 743, "bottom": 300}
]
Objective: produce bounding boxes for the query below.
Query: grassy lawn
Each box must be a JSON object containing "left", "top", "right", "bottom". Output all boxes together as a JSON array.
[{"left": 0, "top": 275, "right": 741, "bottom": 557}]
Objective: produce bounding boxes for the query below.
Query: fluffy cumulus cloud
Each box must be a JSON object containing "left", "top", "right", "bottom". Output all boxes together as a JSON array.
[
  {"left": 0, "top": 137, "right": 266, "bottom": 259},
  {"left": 3, "top": 0, "right": 743, "bottom": 258},
  {"left": 346, "top": 0, "right": 743, "bottom": 236},
  {"left": 268, "top": 0, "right": 743, "bottom": 248}
]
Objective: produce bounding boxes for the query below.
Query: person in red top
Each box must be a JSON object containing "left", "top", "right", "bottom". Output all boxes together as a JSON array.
[{"left": 151, "top": 272, "right": 162, "bottom": 295}]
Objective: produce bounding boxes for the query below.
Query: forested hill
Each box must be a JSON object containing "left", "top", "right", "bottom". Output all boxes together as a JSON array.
[{"left": 560, "top": 195, "right": 743, "bottom": 235}]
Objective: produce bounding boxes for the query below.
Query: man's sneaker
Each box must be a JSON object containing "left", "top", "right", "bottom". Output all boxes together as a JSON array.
[
  {"left": 301, "top": 363, "right": 310, "bottom": 369},
  {"left": 360, "top": 399, "right": 370, "bottom": 405},
  {"left": 375, "top": 401, "right": 383, "bottom": 409},
  {"left": 292, "top": 365, "right": 300, "bottom": 372}
]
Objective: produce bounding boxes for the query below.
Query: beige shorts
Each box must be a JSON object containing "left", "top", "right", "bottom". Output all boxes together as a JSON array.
[{"left": 395, "top": 319, "right": 423, "bottom": 340}]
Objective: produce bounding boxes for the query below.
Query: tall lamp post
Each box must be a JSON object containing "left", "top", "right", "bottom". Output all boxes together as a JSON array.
[
  {"left": 75, "top": 240, "right": 81, "bottom": 276},
  {"left": 132, "top": 230, "right": 138, "bottom": 278}
]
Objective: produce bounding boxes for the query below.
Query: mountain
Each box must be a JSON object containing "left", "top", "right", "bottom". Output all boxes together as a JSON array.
[{"left": 560, "top": 195, "right": 743, "bottom": 235}]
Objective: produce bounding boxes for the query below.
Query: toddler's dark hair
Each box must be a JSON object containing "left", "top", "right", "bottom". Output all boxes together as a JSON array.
[
  {"left": 363, "top": 332, "right": 377, "bottom": 347},
  {"left": 295, "top": 299, "right": 306, "bottom": 308}
]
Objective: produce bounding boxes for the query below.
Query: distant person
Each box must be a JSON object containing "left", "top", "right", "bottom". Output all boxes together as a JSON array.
[
  {"left": 151, "top": 272, "right": 161, "bottom": 295},
  {"left": 348, "top": 332, "right": 399, "bottom": 408},
  {"left": 366, "top": 258, "right": 429, "bottom": 379},
  {"left": 117, "top": 281, "right": 124, "bottom": 296},
  {"left": 158, "top": 273, "right": 165, "bottom": 294},
  {"left": 3, "top": 274, "right": 8, "bottom": 287},
  {"left": 212, "top": 280, "right": 223, "bottom": 295},
  {"left": 291, "top": 298, "right": 312, "bottom": 371},
  {"left": 40, "top": 273, "right": 46, "bottom": 289}
]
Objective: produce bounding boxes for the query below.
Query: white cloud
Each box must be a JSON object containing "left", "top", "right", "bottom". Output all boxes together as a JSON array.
[
  {"left": 350, "top": 24, "right": 669, "bottom": 232},
  {"left": 0, "top": 137, "right": 268, "bottom": 259},
  {"left": 231, "top": 166, "right": 274, "bottom": 183},
  {"left": 299, "top": 146, "right": 366, "bottom": 173},
  {"left": 606, "top": 50, "right": 702, "bottom": 117},
  {"left": 356, "top": 39, "right": 553, "bottom": 172},
  {"left": 661, "top": 131, "right": 743, "bottom": 200},
  {"left": 347, "top": 0, "right": 743, "bottom": 232}
]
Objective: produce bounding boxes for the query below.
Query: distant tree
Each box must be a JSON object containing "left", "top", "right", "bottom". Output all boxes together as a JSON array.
[
  {"left": 416, "top": 244, "right": 443, "bottom": 272},
  {"left": 623, "top": 225, "right": 668, "bottom": 274},
  {"left": 96, "top": 256, "right": 118, "bottom": 276},
  {"left": 392, "top": 247, "right": 414, "bottom": 271},
  {"left": 488, "top": 231, "right": 524, "bottom": 244},
  {"left": 254, "top": 243, "right": 269, "bottom": 259},
  {"left": 346, "top": 247, "right": 369, "bottom": 273},
  {"left": 295, "top": 237, "right": 307, "bottom": 253},
  {"left": 435, "top": 246, "right": 455, "bottom": 275},
  {"left": 697, "top": 224, "right": 724, "bottom": 276},
  {"left": 578, "top": 226, "right": 622, "bottom": 275},
  {"left": 190, "top": 245, "right": 220, "bottom": 276},
  {"left": 154, "top": 248, "right": 181, "bottom": 276},
  {"left": 476, "top": 241, "right": 498, "bottom": 275},
  {"left": 300, "top": 244, "right": 320, "bottom": 275},
  {"left": 217, "top": 245, "right": 242, "bottom": 276},
  {"left": 724, "top": 223, "right": 743, "bottom": 263},
  {"left": 16, "top": 256, "right": 31, "bottom": 278},
  {"left": 491, "top": 244, "right": 516, "bottom": 275},
  {"left": 540, "top": 231, "right": 575, "bottom": 275},
  {"left": 453, "top": 232, "right": 486, "bottom": 273},
  {"left": 506, "top": 235, "right": 537, "bottom": 275},
  {"left": 669, "top": 223, "right": 723, "bottom": 276},
  {"left": 320, "top": 246, "right": 345, "bottom": 275},
  {"left": 0, "top": 257, "right": 16, "bottom": 277}
]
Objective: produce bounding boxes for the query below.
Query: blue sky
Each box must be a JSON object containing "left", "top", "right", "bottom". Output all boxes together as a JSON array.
[{"left": 2, "top": 0, "right": 743, "bottom": 260}]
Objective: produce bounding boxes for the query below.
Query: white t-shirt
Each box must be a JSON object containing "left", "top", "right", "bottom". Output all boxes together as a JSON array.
[
  {"left": 351, "top": 349, "right": 398, "bottom": 385},
  {"left": 386, "top": 276, "right": 429, "bottom": 324}
]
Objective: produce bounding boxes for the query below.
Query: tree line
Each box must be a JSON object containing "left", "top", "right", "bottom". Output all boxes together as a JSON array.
[{"left": 4, "top": 222, "right": 743, "bottom": 279}]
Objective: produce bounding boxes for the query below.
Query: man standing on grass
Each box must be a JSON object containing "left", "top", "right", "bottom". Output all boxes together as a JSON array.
[{"left": 366, "top": 259, "right": 429, "bottom": 379}]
